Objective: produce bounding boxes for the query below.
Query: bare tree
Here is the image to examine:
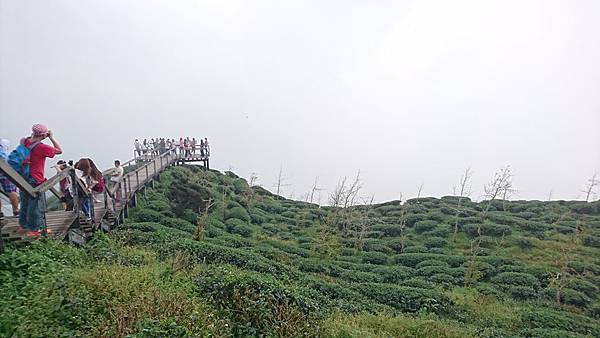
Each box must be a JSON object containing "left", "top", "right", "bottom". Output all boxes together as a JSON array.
[
  {"left": 354, "top": 195, "right": 374, "bottom": 251},
  {"left": 451, "top": 168, "right": 473, "bottom": 237},
  {"left": 482, "top": 165, "right": 516, "bottom": 218},
  {"left": 309, "top": 176, "right": 324, "bottom": 204},
  {"left": 416, "top": 182, "right": 424, "bottom": 199},
  {"left": 273, "top": 165, "right": 291, "bottom": 196},
  {"left": 328, "top": 171, "right": 364, "bottom": 235},
  {"left": 582, "top": 172, "right": 599, "bottom": 202},
  {"left": 193, "top": 198, "right": 215, "bottom": 241},
  {"left": 465, "top": 166, "right": 515, "bottom": 286}
]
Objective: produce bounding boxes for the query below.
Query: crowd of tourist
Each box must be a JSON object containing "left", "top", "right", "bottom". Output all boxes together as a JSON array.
[
  {"left": 0, "top": 124, "right": 125, "bottom": 237},
  {"left": 133, "top": 137, "right": 210, "bottom": 158}
]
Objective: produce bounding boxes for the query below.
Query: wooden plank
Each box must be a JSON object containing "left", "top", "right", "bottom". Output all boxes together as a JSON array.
[
  {"left": 34, "top": 169, "right": 71, "bottom": 194},
  {"left": 0, "top": 160, "right": 36, "bottom": 198}
]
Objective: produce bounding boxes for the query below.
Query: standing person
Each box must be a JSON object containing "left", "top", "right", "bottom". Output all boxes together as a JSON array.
[
  {"left": 54, "top": 160, "right": 73, "bottom": 211},
  {"left": 200, "top": 139, "right": 205, "bottom": 158},
  {"left": 178, "top": 137, "right": 184, "bottom": 156},
  {"left": 159, "top": 138, "right": 166, "bottom": 154},
  {"left": 204, "top": 137, "right": 210, "bottom": 156},
  {"left": 183, "top": 138, "right": 189, "bottom": 157},
  {"left": 74, "top": 158, "right": 102, "bottom": 217},
  {"left": 191, "top": 138, "right": 197, "bottom": 155},
  {"left": 170, "top": 138, "right": 177, "bottom": 154},
  {"left": 10, "top": 124, "right": 63, "bottom": 236},
  {"left": 107, "top": 160, "right": 124, "bottom": 202},
  {"left": 134, "top": 139, "right": 142, "bottom": 157},
  {"left": 0, "top": 139, "right": 19, "bottom": 216}
]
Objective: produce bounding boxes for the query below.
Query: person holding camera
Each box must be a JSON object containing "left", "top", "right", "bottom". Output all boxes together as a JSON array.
[{"left": 15, "top": 124, "right": 63, "bottom": 236}]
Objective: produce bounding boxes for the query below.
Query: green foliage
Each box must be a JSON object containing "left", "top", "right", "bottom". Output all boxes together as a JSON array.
[
  {"left": 225, "top": 218, "right": 254, "bottom": 237},
  {"left": 4, "top": 167, "right": 600, "bottom": 337},
  {"left": 195, "top": 265, "right": 321, "bottom": 337},
  {"left": 225, "top": 206, "right": 251, "bottom": 222},
  {"left": 355, "top": 283, "right": 455, "bottom": 315}
]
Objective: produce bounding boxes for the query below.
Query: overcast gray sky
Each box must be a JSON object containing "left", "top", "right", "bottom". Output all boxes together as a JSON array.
[{"left": 1, "top": 0, "right": 599, "bottom": 203}]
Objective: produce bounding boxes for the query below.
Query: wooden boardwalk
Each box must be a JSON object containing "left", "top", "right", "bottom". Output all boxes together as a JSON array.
[{"left": 0, "top": 149, "right": 209, "bottom": 248}]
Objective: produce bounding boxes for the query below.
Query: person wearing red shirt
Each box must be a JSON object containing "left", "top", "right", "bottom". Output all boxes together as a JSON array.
[{"left": 17, "top": 124, "right": 63, "bottom": 236}]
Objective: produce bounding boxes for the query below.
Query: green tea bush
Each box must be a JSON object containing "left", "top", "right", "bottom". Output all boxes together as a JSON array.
[
  {"left": 521, "top": 308, "right": 600, "bottom": 336},
  {"left": 195, "top": 265, "right": 321, "bottom": 337},
  {"left": 414, "top": 220, "right": 438, "bottom": 233},
  {"left": 424, "top": 236, "right": 448, "bottom": 248},
  {"left": 395, "top": 253, "right": 466, "bottom": 268},
  {"left": 567, "top": 278, "right": 598, "bottom": 298},
  {"left": 463, "top": 223, "right": 512, "bottom": 237},
  {"left": 371, "top": 266, "right": 415, "bottom": 283},
  {"left": 225, "top": 206, "right": 251, "bottom": 222},
  {"left": 131, "top": 208, "right": 167, "bottom": 224},
  {"left": 372, "top": 224, "right": 404, "bottom": 237},
  {"left": 422, "top": 226, "right": 451, "bottom": 238},
  {"left": 225, "top": 218, "right": 254, "bottom": 237},
  {"left": 355, "top": 283, "right": 454, "bottom": 315},
  {"left": 361, "top": 251, "right": 389, "bottom": 265},
  {"left": 162, "top": 217, "right": 196, "bottom": 234},
  {"left": 560, "top": 288, "right": 592, "bottom": 308},
  {"left": 416, "top": 260, "right": 450, "bottom": 269},
  {"left": 583, "top": 235, "right": 600, "bottom": 248},
  {"left": 405, "top": 214, "right": 428, "bottom": 227},
  {"left": 402, "top": 246, "right": 428, "bottom": 253}
]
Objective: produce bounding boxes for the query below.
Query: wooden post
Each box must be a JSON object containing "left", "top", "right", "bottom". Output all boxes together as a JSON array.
[
  {"left": 136, "top": 171, "right": 139, "bottom": 191},
  {"left": 145, "top": 165, "right": 149, "bottom": 184},
  {"left": 0, "top": 213, "right": 5, "bottom": 253},
  {"left": 70, "top": 170, "right": 80, "bottom": 224},
  {"left": 153, "top": 159, "right": 157, "bottom": 177},
  {"left": 132, "top": 193, "right": 137, "bottom": 207}
]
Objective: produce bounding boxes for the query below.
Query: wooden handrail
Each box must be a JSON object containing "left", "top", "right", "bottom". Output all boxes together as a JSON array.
[
  {"left": 34, "top": 168, "right": 72, "bottom": 194},
  {"left": 0, "top": 160, "right": 37, "bottom": 198}
]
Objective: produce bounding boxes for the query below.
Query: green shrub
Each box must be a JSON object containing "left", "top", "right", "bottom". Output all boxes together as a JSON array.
[
  {"left": 162, "top": 218, "right": 196, "bottom": 234},
  {"left": 395, "top": 253, "right": 466, "bottom": 268},
  {"left": 561, "top": 288, "right": 592, "bottom": 308},
  {"left": 416, "top": 260, "right": 449, "bottom": 269},
  {"left": 372, "top": 266, "right": 415, "bottom": 283},
  {"left": 424, "top": 236, "right": 448, "bottom": 248},
  {"left": 405, "top": 214, "right": 428, "bottom": 227},
  {"left": 414, "top": 220, "right": 437, "bottom": 233},
  {"left": 567, "top": 278, "right": 598, "bottom": 298},
  {"left": 131, "top": 208, "right": 167, "bottom": 224},
  {"left": 522, "top": 308, "right": 600, "bottom": 336},
  {"left": 361, "top": 252, "right": 388, "bottom": 265},
  {"left": 402, "top": 246, "right": 428, "bottom": 253},
  {"left": 225, "top": 218, "right": 254, "bottom": 237},
  {"left": 372, "top": 224, "right": 404, "bottom": 237},
  {"left": 195, "top": 265, "right": 320, "bottom": 337},
  {"left": 226, "top": 206, "right": 251, "bottom": 222},
  {"left": 355, "top": 283, "right": 454, "bottom": 315},
  {"left": 463, "top": 223, "right": 512, "bottom": 237},
  {"left": 583, "top": 236, "right": 600, "bottom": 248}
]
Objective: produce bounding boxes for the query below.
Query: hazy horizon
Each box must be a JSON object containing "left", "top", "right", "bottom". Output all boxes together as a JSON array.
[{"left": 1, "top": 0, "right": 599, "bottom": 204}]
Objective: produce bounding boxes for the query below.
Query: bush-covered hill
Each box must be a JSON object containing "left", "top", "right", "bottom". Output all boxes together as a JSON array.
[{"left": 2, "top": 165, "right": 600, "bottom": 337}]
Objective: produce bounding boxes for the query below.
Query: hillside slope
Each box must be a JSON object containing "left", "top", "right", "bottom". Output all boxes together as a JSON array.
[{"left": 2, "top": 165, "right": 600, "bottom": 337}]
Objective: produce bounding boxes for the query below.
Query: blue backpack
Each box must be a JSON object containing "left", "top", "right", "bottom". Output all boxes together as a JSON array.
[{"left": 8, "top": 140, "right": 40, "bottom": 178}]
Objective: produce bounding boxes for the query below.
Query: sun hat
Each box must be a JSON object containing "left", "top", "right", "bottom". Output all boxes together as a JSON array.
[{"left": 31, "top": 124, "right": 49, "bottom": 137}]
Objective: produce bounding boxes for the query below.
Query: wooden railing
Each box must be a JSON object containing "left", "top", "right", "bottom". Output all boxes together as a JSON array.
[{"left": 0, "top": 142, "right": 211, "bottom": 250}]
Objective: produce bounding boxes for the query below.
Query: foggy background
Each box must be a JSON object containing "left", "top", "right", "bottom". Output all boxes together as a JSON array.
[{"left": 1, "top": 0, "right": 599, "bottom": 204}]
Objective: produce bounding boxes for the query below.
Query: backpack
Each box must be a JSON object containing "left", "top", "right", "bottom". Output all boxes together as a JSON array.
[
  {"left": 7, "top": 140, "right": 40, "bottom": 178},
  {"left": 92, "top": 175, "right": 105, "bottom": 193}
]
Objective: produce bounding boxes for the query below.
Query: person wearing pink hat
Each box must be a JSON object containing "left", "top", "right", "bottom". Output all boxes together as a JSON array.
[{"left": 16, "top": 124, "right": 63, "bottom": 236}]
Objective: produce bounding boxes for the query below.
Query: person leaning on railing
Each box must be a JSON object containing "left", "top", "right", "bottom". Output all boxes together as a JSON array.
[
  {"left": 53, "top": 160, "right": 74, "bottom": 211},
  {"left": 16, "top": 124, "right": 63, "bottom": 236},
  {"left": 106, "top": 160, "right": 124, "bottom": 202}
]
